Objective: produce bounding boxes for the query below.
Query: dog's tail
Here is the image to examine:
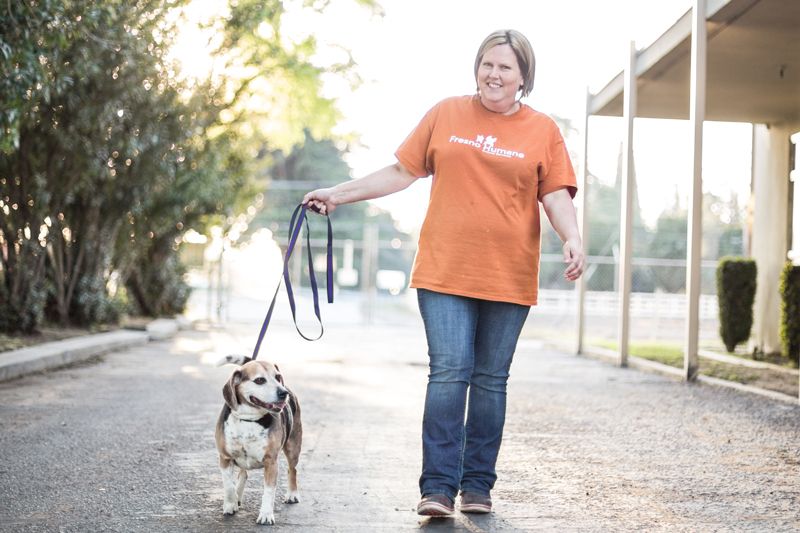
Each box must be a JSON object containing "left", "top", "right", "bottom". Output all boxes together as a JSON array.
[{"left": 216, "top": 354, "right": 253, "bottom": 367}]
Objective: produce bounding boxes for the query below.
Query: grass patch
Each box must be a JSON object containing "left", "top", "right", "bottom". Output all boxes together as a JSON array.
[
  {"left": 700, "top": 346, "right": 797, "bottom": 369},
  {"left": 588, "top": 339, "right": 792, "bottom": 394},
  {"left": 591, "top": 340, "right": 683, "bottom": 368},
  {"left": 700, "top": 360, "right": 759, "bottom": 384},
  {"left": 0, "top": 334, "right": 29, "bottom": 352}
]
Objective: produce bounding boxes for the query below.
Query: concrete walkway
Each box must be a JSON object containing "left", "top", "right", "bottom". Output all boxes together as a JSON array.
[{"left": 0, "top": 318, "right": 798, "bottom": 532}]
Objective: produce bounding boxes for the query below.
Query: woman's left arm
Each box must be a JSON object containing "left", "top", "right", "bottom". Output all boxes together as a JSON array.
[{"left": 541, "top": 188, "right": 585, "bottom": 281}]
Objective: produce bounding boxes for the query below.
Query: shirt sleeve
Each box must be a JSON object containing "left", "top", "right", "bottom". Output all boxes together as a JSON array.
[
  {"left": 537, "top": 124, "right": 577, "bottom": 201},
  {"left": 394, "top": 102, "right": 441, "bottom": 178}
]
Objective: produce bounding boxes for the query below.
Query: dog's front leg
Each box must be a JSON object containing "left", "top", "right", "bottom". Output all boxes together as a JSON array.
[
  {"left": 220, "top": 458, "right": 239, "bottom": 515},
  {"left": 236, "top": 468, "right": 248, "bottom": 507},
  {"left": 256, "top": 455, "right": 279, "bottom": 525}
]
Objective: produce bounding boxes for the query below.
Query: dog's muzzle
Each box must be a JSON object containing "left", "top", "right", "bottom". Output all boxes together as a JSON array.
[{"left": 249, "top": 396, "right": 287, "bottom": 412}]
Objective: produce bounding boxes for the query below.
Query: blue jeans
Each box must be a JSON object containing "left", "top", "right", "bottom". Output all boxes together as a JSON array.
[{"left": 417, "top": 289, "right": 530, "bottom": 500}]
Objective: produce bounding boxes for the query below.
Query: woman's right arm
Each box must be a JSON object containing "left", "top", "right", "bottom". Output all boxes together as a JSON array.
[{"left": 302, "top": 161, "right": 419, "bottom": 215}]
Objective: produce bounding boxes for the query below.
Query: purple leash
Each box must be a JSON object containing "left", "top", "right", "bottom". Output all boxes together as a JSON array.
[{"left": 251, "top": 203, "right": 334, "bottom": 360}]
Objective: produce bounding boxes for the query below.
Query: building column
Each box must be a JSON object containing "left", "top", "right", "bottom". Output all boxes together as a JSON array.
[
  {"left": 576, "top": 88, "right": 590, "bottom": 355},
  {"left": 684, "top": 0, "right": 707, "bottom": 381},
  {"left": 789, "top": 131, "right": 800, "bottom": 265},
  {"left": 617, "top": 41, "right": 637, "bottom": 368},
  {"left": 751, "top": 123, "right": 793, "bottom": 353}
]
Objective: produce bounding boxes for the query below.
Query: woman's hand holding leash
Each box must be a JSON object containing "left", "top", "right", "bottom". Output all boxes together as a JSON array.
[
  {"left": 303, "top": 188, "right": 336, "bottom": 215},
  {"left": 303, "top": 163, "right": 419, "bottom": 217}
]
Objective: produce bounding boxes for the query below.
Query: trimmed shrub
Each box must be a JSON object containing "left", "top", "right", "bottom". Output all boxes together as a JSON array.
[
  {"left": 779, "top": 262, "right": 800, "bottom": 366},
  {"left": 716, "top": 257, "right": 757, "bottom": 352}
]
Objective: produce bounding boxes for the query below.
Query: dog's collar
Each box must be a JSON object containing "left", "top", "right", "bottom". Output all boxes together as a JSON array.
[
  {"left": 231, "top": 410, "right": 277, "bottom": 427},
  {"left": 231, "top": 411, "right": 264, "bottom": 422}
]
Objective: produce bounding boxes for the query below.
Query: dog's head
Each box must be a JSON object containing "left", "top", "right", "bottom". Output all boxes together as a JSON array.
[{"left": 222, "top": 359, "right": 289, "bottom": 415}]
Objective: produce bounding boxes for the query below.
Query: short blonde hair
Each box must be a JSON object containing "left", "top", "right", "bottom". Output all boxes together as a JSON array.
[{"left": 473, "top": 29, "right": 536, "bottom": 98}]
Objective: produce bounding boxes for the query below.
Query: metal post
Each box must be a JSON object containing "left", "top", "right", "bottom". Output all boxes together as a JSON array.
[
  {"left": 216, "top": 244, "right": 225, "bottom": 323},
  {"left": 360, "top": 221, "right": 379, "bottom": 324},
  {"left": 789, "top": 131, "right": 800, "bottom": 403},
  {"left": 684, "top": 0, "right": 707, "bottom": 381},
  {"left": 789, "top": 132, "right": 800, "bottom": 266},
  {"left": 576, "top": 87, "right": 590, "bottom": 355},
  {"left": 617, "top": 40, "right": 637, "bottom": 368}
]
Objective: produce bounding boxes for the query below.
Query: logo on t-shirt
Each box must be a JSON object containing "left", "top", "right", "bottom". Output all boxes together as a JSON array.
[{"left": 448, "top": 133, "right": 525, "bottom": 159}]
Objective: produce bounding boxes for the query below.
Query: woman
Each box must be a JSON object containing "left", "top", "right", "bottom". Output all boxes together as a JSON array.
[{"left": 303, "top": 29, "right": 584, "bottom": 517}]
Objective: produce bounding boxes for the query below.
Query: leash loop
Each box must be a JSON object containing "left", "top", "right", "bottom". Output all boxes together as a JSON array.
[{"left": 251, "top": 203, "right": 334, "bottom": 359}]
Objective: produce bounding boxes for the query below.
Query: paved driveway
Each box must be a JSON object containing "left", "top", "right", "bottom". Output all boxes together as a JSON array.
[{"left": 0, "top": 320, "right": 798, "bottom": 531}]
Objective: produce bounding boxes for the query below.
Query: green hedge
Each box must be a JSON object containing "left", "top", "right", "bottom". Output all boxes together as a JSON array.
[
  {"left": 779, "top": 262, "right": 800, "bottom": 365},
  {"left": 716, "top": 257, "right": 757, "bottom": 352}
]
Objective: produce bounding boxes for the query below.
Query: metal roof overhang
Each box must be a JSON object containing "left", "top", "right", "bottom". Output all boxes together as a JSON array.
[{"left": 589, "top": 0, "right": 800, "bottom": 124}]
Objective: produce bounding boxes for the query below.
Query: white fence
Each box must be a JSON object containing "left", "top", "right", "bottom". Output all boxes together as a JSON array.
[{"left": 536, "top": 289, "right": 718, "bottom": 319}]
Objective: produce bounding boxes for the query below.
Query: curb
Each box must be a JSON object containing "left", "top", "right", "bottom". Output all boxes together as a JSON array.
[
  {"left": 580, "top": 347, "right": 800, "bottom": 405},
  {"left": 0, "top": 318, "right": 184, "bottom": 383}
]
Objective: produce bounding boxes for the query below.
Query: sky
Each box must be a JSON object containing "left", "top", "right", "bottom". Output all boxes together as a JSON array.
[{"left": 176, "top": 0, "right": 754, "bottom": 231}]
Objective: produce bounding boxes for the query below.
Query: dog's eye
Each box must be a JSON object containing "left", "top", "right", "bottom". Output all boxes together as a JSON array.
[{"left": 253, "top": 377, "right": 266, "bottom": 385}]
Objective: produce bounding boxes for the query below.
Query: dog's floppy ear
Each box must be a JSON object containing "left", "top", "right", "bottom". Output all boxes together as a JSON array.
[{"left": 222, "top": 369, "right": 243, "bottom": 410}]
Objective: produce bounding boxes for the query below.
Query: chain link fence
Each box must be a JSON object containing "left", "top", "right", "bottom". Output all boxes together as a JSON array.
[
  {"left": 188, "top": 232, "right": 727, "bottom": 354},
  {"left": 531, "top": 254, "right": 723, "bottom": 351}
]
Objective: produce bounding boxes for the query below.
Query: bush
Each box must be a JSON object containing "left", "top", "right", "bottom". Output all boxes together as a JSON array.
[
  {"left": 0, "top": 281, "right": 46, "bottom": 334},
  {"left": 126, "top": 254, "right": 191, "bottom": 317},
  {"left": 779, "top": 262, "right": 800, "bottom": 366},
  {"left": 70, "top": 276, "right": 128, "bottom": 327},
  {"left": 716, "top": 257, "right": 757, "bottom": 352}
]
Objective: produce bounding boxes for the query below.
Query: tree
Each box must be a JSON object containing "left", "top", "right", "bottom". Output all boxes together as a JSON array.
[
  {"left": 645, "top": 190, "right": 747, "bottom": 294},
  {"left": 0, "top": 0, "right": 378, "bottom": 332}
]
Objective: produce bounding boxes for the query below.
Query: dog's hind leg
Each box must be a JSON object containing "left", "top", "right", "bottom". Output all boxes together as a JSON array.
[
  {"left": 283, "top": 437, "right": 301, "bottom": 504},
  {"left": 235, "top": 468, "right": 247, "bottom": 507},
  {"left": 219, "top": 458, "right": 239, "bottom": 515}
]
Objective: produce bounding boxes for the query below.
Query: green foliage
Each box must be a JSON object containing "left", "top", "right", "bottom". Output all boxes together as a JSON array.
[
  {"left": 716, "top": 257, "right": 756, "bottom": 352},
  {"left": 1, "top": 0, "right": 375, "bottom": 332},
  {"left": 779, "top": 262, "right": 800, "bottom": 365}
]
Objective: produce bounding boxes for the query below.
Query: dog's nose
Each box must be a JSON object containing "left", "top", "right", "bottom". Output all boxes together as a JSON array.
[{"left": 277, "top": 388, "right": 288, "bottom": 401}]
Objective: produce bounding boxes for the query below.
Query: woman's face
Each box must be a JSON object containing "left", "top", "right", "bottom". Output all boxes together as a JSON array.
[{"left": 477, "top": 44, "right": 524, "bottom": 112}]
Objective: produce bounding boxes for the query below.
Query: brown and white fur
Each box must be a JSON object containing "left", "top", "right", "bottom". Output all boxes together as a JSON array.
[{"left": 215, "top": 355, "right": 302, "bottom": 525}]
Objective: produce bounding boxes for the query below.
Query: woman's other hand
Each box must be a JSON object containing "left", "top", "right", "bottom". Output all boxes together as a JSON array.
[{"left": 562, "top": 238, "right": 585, "bottom": 281}]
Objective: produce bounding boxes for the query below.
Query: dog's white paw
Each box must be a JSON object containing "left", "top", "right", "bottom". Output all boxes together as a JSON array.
[
  {"left": 222, "top": 500, "right": 239, "bottom": 515},
  {"left": 285, "top": 491, "right": 300, "bottom": 504},
  {"left": 256, "top": 511, "right": 275, "bottom": 525}
]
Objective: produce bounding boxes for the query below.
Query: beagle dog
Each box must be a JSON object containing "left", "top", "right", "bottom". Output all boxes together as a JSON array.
[{"left": 215, "top": 355, "right": 302, "bottom": 525}]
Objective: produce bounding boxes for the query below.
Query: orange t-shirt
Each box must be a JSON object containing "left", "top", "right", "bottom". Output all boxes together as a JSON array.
[{"left": 395, "top": 95, "right": 577, "bottom": 306}]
